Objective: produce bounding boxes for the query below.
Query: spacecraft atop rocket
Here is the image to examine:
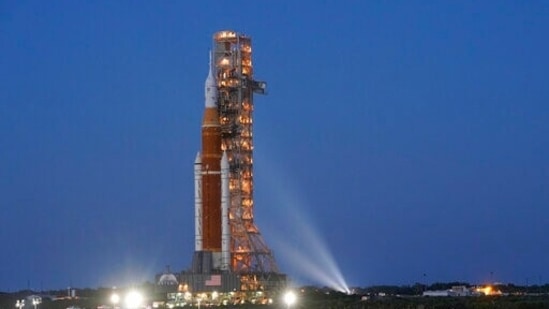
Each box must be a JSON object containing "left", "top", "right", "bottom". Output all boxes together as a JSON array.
[{"left": 182, "top": 31, "right": 286, "bottom": 294}]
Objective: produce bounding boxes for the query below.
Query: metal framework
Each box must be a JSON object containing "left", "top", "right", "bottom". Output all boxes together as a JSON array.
[{"left": 212, "top": 31, "right": 278, "bottom": 282}]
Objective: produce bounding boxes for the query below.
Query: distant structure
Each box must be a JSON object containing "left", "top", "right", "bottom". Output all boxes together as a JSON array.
[
  {"left": 157, "top": 266, "right": 179, "bottom": 286},
  {"left": 177, "top": 30, "right": 286, "bottom": 299},
  {"left": 423, "top": 286, "right": 489, "bottom": 297}
]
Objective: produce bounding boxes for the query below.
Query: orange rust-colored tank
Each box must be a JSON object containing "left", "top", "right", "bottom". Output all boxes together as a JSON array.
[{"left": 201, "top": 106, "right": 222, "bottom": 251}]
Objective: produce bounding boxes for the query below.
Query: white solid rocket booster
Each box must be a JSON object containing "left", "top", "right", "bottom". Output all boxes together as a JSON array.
[
  {"left": 194, "top": 152, "right": 203, "bottom": 251},
  {"left": 220, "top": 151, "right": 230, "bottom": 270}
]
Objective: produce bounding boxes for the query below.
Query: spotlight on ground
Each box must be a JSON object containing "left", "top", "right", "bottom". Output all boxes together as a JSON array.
[
  {"left": 283, "top": 290, "right": 297, "bottom": 308},
  {"left": 124, "top": 291, "right": 143, "bottom": 309},
  {"left": 110, "top": 293, "right": 120, "bottom": 308}
]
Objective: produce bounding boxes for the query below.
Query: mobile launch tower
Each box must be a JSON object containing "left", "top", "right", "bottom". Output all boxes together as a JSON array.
[{"left": 181, "top": 30, "right": 286, "bottom": 296}]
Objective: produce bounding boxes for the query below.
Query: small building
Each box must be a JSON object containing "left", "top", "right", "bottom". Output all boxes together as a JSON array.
[
  {"left": 423, "top": 286, "right": 474, "bottom": 297},
  {"left": 423, "top": 290, "right": 450, "bottom": 297},
  {"left": 155, "top": 267, "right": 179, "bottom": 294}
]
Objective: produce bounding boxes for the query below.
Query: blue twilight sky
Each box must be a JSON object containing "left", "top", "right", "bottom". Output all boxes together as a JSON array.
[{"left": 1, "top": 1, "right": 548, "bottom": 291}]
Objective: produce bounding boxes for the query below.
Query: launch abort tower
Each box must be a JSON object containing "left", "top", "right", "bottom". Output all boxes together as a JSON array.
[{"left": 183, "top": 30, "right": 285, "bottom": 294}]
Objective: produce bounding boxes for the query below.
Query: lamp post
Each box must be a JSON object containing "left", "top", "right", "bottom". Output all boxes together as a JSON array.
[
  {"left": 32, "top": 298, "right": 40, "bottom": 309},
  {"left": 16, "top": 299, "right": 25, "bottom": 309}
]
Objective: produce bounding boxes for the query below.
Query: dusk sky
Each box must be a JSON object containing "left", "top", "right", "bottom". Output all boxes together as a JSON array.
[{"left": 1, "top": 1, "right": 548, "bottom": 291}]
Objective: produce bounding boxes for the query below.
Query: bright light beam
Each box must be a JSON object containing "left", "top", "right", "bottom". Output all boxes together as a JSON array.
[
  {"left": 274, "top": 221, "right": 350, "bottom": 293},
  {"left": 257, "top": 154, "right": 351, "bottom": 294}
]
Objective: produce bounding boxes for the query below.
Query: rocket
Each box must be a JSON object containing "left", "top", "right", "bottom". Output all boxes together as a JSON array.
[{"left": 194, "top": 52, "right": 230, "bottom": 271}]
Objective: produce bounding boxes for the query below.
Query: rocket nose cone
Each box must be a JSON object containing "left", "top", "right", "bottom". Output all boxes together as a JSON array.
[
  {"left": 206, "top": 50, "right": 216, "bottom": 87},
  {"left": 195, "top": 152, "right": 202, "bottom": 164}
]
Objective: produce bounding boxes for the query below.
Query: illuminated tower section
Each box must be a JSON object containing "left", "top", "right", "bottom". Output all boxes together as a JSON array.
[{"left": 212, "top": 31, "right": 278, "bottom": 283}]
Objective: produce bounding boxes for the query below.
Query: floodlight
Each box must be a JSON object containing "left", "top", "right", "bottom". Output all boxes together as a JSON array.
[
  {"left": 283, "top": 291, "right": 297, "bottom": 308},
  {"left": 125, "top": 291, "right": 143, "bottom": 309}
]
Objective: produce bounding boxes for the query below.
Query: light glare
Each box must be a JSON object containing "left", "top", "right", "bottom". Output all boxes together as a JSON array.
[
  {"left": 125, "top": 291, "right": 143, "bottom": 309},
  {"left": 283, "top": 291, "right": 297, "bottom": 306},
  {"left": 110, "top": 293, "right": 120, "bottom": 305}
]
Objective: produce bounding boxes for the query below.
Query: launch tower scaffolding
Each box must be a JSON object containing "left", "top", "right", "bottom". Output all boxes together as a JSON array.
[{"left": 212, "top": 30, "right": 283, "bottom": 291}]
